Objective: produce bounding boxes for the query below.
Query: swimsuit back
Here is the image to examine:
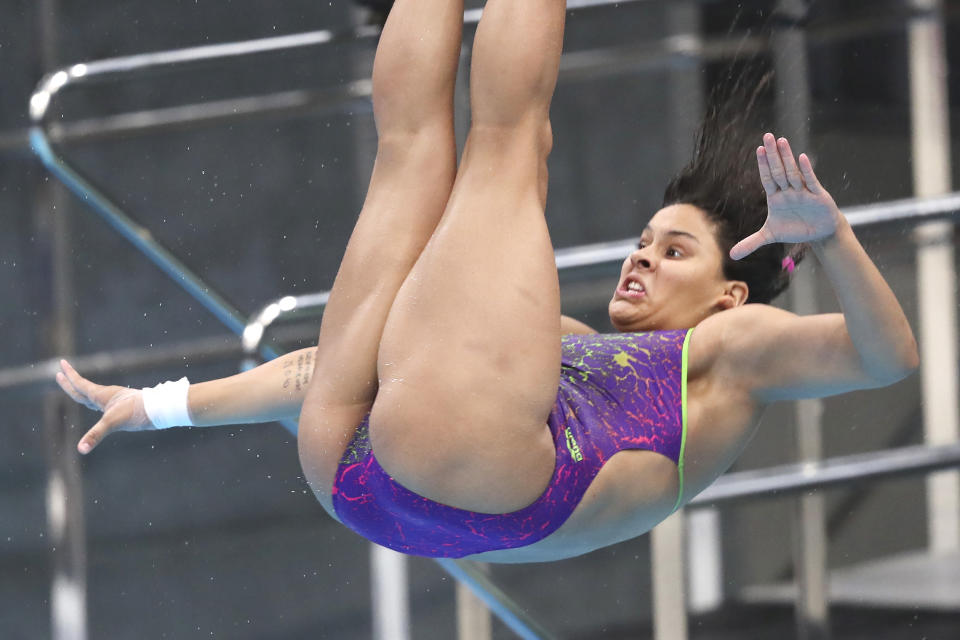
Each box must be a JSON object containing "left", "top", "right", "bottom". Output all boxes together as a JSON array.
[{"left": 332, "top": 329, "right": 693, "bottom": 558}]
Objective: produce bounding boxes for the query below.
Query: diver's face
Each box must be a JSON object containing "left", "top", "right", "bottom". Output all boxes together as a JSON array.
[{"left": 608, "top": 204, "right": 742, "bottom": 332}]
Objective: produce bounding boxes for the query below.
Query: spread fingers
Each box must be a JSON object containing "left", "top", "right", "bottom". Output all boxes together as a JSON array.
[
  {"left": 776, "top": 136, "right": 805, "bottom": 190},
  {"left": 762, "top": 132, "right": 790, "bottom": 190}
]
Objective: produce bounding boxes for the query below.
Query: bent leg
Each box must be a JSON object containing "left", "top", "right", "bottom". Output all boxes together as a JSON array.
[
  {"left": 298, "top": 0, "right": 464, "bottom": 512},
  {"left": 372, "top": 0, "right": 567, "bottom": 513}
]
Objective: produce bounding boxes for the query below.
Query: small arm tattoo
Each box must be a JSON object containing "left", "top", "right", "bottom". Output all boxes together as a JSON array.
[{"left": 282, "top": 349, "right": 315, "bottom": 393}]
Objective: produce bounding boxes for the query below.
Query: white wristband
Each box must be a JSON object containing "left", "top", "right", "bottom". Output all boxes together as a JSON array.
[{"left": 141, "top": 377, "right": 193, "bottom": 429}]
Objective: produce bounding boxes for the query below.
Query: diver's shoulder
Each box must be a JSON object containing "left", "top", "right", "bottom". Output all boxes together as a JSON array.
[{"left": 688, "top": 304, "right": 779, "bottom": 379}]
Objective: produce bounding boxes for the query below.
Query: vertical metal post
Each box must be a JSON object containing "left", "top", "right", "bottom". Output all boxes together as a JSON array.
[
  {"left": 347, "top": 9, "right": 414, "bottom": 638},
  {"left": 789, "top": 396, "right": 829, "bottom": 640},
  {"left": 456, "top": 564, "right": 493, "bottom": 640},
  {"left": 908, "top": 0, "right": 960, "bottom": 555},
  {"left": 652, "top": 4, "right": 703, "bottom": 637},
  {"left": 666, "top": 2, "right": 704, "bottom": 172},
  {"left": 685, "top": 509, "right": 723, "bottom": 613},
  {"left": 652, "top": 511, "right": 688, "bottom": 640},
  {"left": 36, "top": 1, "right": 88, "bottom": 638},
  {"left": 773, "top": 2, "right": 830, "bottom": 638},
  {"left": 371, "top": 545, "right": 411, "bottom": 640},
  {"left": 662, "top": 0, "right": 722, "bottom": 620}
]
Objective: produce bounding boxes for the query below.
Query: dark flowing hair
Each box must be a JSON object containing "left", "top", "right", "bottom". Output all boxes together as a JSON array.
[{"left": 662, "top": 68, "right": 808, "bottom": 305}]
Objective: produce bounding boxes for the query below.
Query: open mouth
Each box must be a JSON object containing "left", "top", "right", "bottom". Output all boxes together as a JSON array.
[{"left": 617, "top": 278, "right": 647, "bottom": 299}]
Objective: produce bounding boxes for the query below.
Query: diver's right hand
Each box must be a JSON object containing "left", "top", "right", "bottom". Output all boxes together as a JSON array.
[{"left": 55, "top": 360, "right": 154, "bottom": 455}]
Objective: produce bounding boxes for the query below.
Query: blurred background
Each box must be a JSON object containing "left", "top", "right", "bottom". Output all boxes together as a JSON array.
[{"left": 2, "top": 0, "right": 960, "bottom": 638}]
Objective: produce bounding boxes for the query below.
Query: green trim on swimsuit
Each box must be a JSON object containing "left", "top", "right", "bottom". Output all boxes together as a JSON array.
[{"left": 672, "top": 327, "right": 694, "bottom": 513}]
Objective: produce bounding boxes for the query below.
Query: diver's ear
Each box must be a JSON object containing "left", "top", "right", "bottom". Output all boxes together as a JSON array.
[{"left": 717, "top": 281, "right": 749, "bottom": 310}]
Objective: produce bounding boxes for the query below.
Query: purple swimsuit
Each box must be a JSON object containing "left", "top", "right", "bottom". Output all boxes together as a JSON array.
[{"left": 332, "top": 329, "right": 693, "bottom": 558}]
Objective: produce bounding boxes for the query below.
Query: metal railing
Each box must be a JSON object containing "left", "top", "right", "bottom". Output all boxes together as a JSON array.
[
  {"left": 237, "top": 192, "right": 960, "bottom": 640},
  {"left": 241, "top": 189, "right": 960, "bottom": 356},
  {"left": 26, "top": 2, "right": 960, "bottom": 638},
  {"left": 691, "top": 443, "right": 960, "bottom": 508},
  {"left": 28, "top": 0, "right": 695, "bottom": 372},
  {"left": 27, "top": 4, "right": 694, "bottom": 639}
]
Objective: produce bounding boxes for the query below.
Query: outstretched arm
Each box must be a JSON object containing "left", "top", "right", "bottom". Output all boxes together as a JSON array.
[
  {"left": 718, "top": 134, "right": 919, "bottom": 402},
  {"left": 57, "top": 347, "right": 316, "bottom": 454},
  {"left": 188, "top": 347, "right": 315, "bottom": 425}
]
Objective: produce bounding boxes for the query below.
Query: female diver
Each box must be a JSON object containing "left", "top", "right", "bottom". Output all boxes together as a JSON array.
[{"left": 56, "top": 0, "right": 918, "bottom": 562}]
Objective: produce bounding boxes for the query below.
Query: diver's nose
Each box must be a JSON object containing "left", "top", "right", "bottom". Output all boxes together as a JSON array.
[{"left": 630, "top": 248, "right": 654, "bottom": 271}]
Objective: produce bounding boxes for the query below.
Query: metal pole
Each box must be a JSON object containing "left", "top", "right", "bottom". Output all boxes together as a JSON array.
[
  {"left": 29, "top": 130, "right": 250, "bottom": 338},
  {"left": 8, "top": 14, "right": 907, "bottom": 156},
  {"left": 456, "top": 564, "right": 493, "bottom": 640},
  {"left": 20, "top": 1, "right": 730, "bottom": 124},
  {"left": 240, "top": 191, "right": 960, "bottom": 349},
  {"left": 35, "top": 0, "right": 87, "bottom": 638},
  {"left": 435, "top": 559, "right": 558, "bottom": 640},
  {"left": 15, "top": 3, "right": 926, "bottom": 158},
  {"left": 652, "top": 511, "right": 688, "bottom": 640},
  {"left": 653, "top": 16, "right": 704, "bottom": 635},
  {"left": 790, "top": 396, "right": 829, "bottom": 640},
  {"left": 689, "top": 443, "right": 960, "bottom": 507},
  {"left": 772, "top": 1, "right": 830, "bottom": 638},
  {"left": 908, "top": 0, "right": 960, "bottom": 555},
  {"left": 370, "top": 546, "right": 411, "bottom": 640},
  {"left": 653, "top": 4, "right": 703, "bottom": 635},
  {"left": 663, "top": 0, "right": 724, "bottom": 622},
  {"left": 347, "top": 9, "right": 413, "bottom": 635}
]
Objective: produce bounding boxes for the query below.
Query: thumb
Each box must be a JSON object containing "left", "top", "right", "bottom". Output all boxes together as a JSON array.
[
  {"left": 730, "top": 229, "right": 773, "bottom": 261},
  {"left": 77, "top": 419, "right": 112, "bottom": 455}
]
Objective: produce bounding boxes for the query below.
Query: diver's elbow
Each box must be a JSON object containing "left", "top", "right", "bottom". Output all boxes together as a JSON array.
[{"left": 871, "top": 357, "right": 919, "bottom": 388}]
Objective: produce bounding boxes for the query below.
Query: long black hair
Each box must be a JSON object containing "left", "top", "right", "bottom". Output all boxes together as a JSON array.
[{"left": 662, "top": 68, "right": 808, "bottom": 305}]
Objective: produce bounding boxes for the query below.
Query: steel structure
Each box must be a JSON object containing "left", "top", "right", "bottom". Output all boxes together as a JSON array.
[{"left": 25, "top": 1, "right": 959, "bottom": 639}]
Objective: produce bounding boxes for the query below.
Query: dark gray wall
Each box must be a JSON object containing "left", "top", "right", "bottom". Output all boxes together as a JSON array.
[{"left": 2, "top": 0, "right": 959, "bottom": 638}]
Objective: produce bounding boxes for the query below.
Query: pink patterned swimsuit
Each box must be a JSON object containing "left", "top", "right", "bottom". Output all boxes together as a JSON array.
[{"left": 331, "top": 329, "right": 693, "bottom": 558}]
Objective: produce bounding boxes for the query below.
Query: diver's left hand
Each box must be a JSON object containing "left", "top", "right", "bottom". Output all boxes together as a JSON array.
[{"left": 730, "top": 133, "right": 844, "bottom": 260}]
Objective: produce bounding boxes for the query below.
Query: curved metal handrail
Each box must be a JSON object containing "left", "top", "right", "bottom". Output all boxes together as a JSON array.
[
  {"left": 26, "top": 0, "right": 669, "bottom": 128},
  {"left": 434, "top": 559, "right": 559, "bottom": 640},
  {"left": 28, "top": 6, "right": 960, "bottom": 638},
  {"left": 30, "top": 129, "right": 250, "bottom": 339},
  {"left": 690, "top": 442, "right": 960, "bottom": 507},
  {"left": 241, "top": 292, "right": 330, "bottom": 360},
  {"left": 243, "top": 190, "right": 960, "bottom": 357}
]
